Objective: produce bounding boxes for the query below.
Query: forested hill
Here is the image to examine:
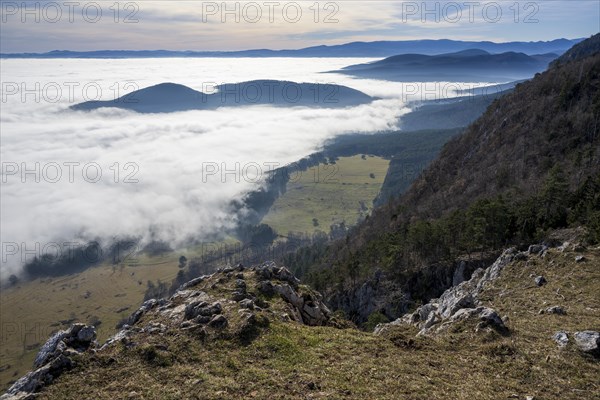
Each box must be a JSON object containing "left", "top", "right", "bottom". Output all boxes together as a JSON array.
[
  {"left": 285, "top": 34, "right": 600, "bottom": 323},
  {"left": 552, "top": 33, "right": 600, "bottom": 66},
  {"left": 401, "top": 34, "right": 600, "bottom": 218}
]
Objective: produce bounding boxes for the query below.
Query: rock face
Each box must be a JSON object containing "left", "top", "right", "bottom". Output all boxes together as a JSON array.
[
  {"left": 375, "top": 248, "right": 518, "bottom": 336},
  {"left": 1, "top": 324, "right": 97, "bottom": 400},
  {"left": 327, "top": 257, "right": 493, "bottom": 323}
]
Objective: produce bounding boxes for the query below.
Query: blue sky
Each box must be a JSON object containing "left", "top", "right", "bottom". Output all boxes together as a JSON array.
[{"left": 0, "top": 1, "right": 598, "bottom": 52}]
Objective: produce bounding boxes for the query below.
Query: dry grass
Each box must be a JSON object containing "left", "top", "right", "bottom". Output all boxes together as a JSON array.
[
  {"left": 0, "top": 156, "right": 389, "bottom": 391},
  {"left": 35, "top": 245, "right": 600, "bottom": 399},
  {"left": 262, "top": 155, "right": 390, "bottom": 235},
  {"left": 0, "top": 254, "right": 181, "bottom": 388}
]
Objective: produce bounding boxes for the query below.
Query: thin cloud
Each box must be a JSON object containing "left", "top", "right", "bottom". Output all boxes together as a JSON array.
[{"left": 1, "top": 1, "right": 597, "bottom": 52}]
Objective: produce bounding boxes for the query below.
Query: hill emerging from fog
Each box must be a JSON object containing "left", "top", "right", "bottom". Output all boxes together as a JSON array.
[
  {"left": 334, "top": 50, "right": 558, "bottom": 82},
  {"left": 71, "top": 81, "right": 375, "bottom": 113}
]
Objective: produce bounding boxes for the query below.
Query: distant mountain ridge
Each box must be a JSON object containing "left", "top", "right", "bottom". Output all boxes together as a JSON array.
[
  {"left": 1, "top": 38, "right": 583, "bottom": 58},
  {"left": 71, "top": 80, "right": 375, "bottom": 113},
  {"left": 334, "top": 50, "right": 558, "bottom": 82}
]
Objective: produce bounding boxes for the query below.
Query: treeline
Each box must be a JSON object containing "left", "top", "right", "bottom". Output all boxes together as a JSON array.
[
  {"left": 289, "top": 169, "right": 599, "bottom": 293},
  {"left": 239, "top": 127, "right": 464, "bottom": 227},
  {"left": 294, "top": 46, "right": 600, "bottom": 297},
  {"left": 22, "top": 239, "right": 138, "bottom": 279}
]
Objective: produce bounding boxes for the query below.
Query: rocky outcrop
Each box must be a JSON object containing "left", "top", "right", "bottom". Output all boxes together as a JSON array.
[
  {"left": 2, "top": 261, "right": 331, "bottom": 399},
  {"left": 527, "top": 244, "right": 548, "bottom": 255},
  {"left": 119, "top": 298, "right": 166, "bottom": 328},
  {"left": 1, "top": 324, "right": 97, "bottom": 400},
  {"left": 439, "top": 307, "right": 506, "bottom": 333},
  {"left": 255, "top": 262, "right": 331, "bottom": 326},
  {"left": 375, "top": 248, "right": 518, "bottom": 336},
  {"left": 327, "top": 256, "right": 494, "bottom": 324}
]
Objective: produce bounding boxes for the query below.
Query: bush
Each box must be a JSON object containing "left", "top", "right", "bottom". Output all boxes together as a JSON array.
[{"left": 363, "top": 312, "right": 389, "bottom": 332}]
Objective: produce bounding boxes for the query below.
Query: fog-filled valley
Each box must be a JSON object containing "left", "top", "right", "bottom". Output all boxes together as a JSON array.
[
  {"left": 1, "top": 11, "right": 599, "bottom": 395},
  {"left": 1, "top": 57, "right": 502, "bottom": 278}
]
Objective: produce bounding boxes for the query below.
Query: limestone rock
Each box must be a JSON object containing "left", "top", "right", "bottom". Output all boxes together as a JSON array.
[
  {"left": 255, "top": 261, "right": 300, "bottom": 289},
  {"left": 256, "top": 280, "right": 275, "bottom": 296},
  {"left": 574, "top": 331, "right": 600, "bottom": 356},
  {"left": 184, "top": 301, "right": 222, "bottom": 321},
  {"left": 239, "top": 299, "right": 255, "bottom": 310},
  {"left": 438, "top": 287, "right": 475, "bottom": 319},
  {"left": 208, "top": 315, "right": 228, "bottom": 329},
  {"left": 527, "top": 244, "right": 547, "bottom": 255},
  {"left": 179, "top": 275, "right": 208, "bottom": 290},
  {"left": 77, "top": 325, "right": 97, "bottom": 342},
  {"left": 553, "top": 331, "right": 569, "bottom": 348},
  {"left": 377, "top": 248, "right": 516, "bottom": 336},
  {"left": 273, "top": 283, "right": 331, "bottom": 326},
  {"left": 436, "top": 307, "right": 506, "bottom": 334},
  {"left": 540, "top": 306, "right": 566, "bottom": 315},
  {"left": 4, "top": 323, "right": 96, "bottom": 398},
  {"left": 33, "top": 330, "right": 69, "bottom": 369}
]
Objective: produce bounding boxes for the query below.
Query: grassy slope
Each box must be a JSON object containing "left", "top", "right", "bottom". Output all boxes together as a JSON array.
[
  {"left": 262, "top": 155, "right": 389, "bottom": 235},
  {"left": 0, "top": 253, "right": 181, "bottom": 388},
  {"left": 38, "top": 244, "right": 600, "bottom": 399},
  {"left": 0, "top": 157, "right": 389, "bottom": 390},
  {"left": 0, "top": 233, "right": 243, "bottom": 391}
]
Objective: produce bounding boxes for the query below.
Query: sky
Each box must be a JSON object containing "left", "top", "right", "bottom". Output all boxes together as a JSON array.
[{"left": 0, "top": 1, "right": 598, "bottom": 53}]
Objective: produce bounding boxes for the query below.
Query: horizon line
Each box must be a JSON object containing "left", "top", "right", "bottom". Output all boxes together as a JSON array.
[{"left": 0, "top": 37, "right": 586, "bottom": 56}]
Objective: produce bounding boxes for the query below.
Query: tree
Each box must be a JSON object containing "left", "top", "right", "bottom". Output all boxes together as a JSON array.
[
  {"left": 347, "top": 257, "right": 360, "bottom": 287},
  {"left": 8, "top": 274, "right": 19, "bottom": 286},
  {"left": 540, "top": 165, "right": 570, "bottom": 229},
  {"left": 363, "top": 311, "right": 389, "bottom": 332},
  {"left": 169, "top": 270, "right": 187, "bottom": 293},
  {"left": 178, "top": 255, "right": 187, "bottom": 269},
  {"left": 238, "top": 223, "right": 277, "bottom": 245}
]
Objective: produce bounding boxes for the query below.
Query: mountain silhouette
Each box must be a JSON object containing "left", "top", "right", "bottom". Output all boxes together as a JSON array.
[
  {"left": 334, "top": 50, "right": 559, "bottom": 82},
  {"left": 71, "top": 80, "right": 375, "bottom": 113}
]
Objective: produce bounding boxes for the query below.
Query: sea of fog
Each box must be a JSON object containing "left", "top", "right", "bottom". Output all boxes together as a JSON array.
[{"left": 0, "top": 57, "right": 497, "bottom": 277}]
